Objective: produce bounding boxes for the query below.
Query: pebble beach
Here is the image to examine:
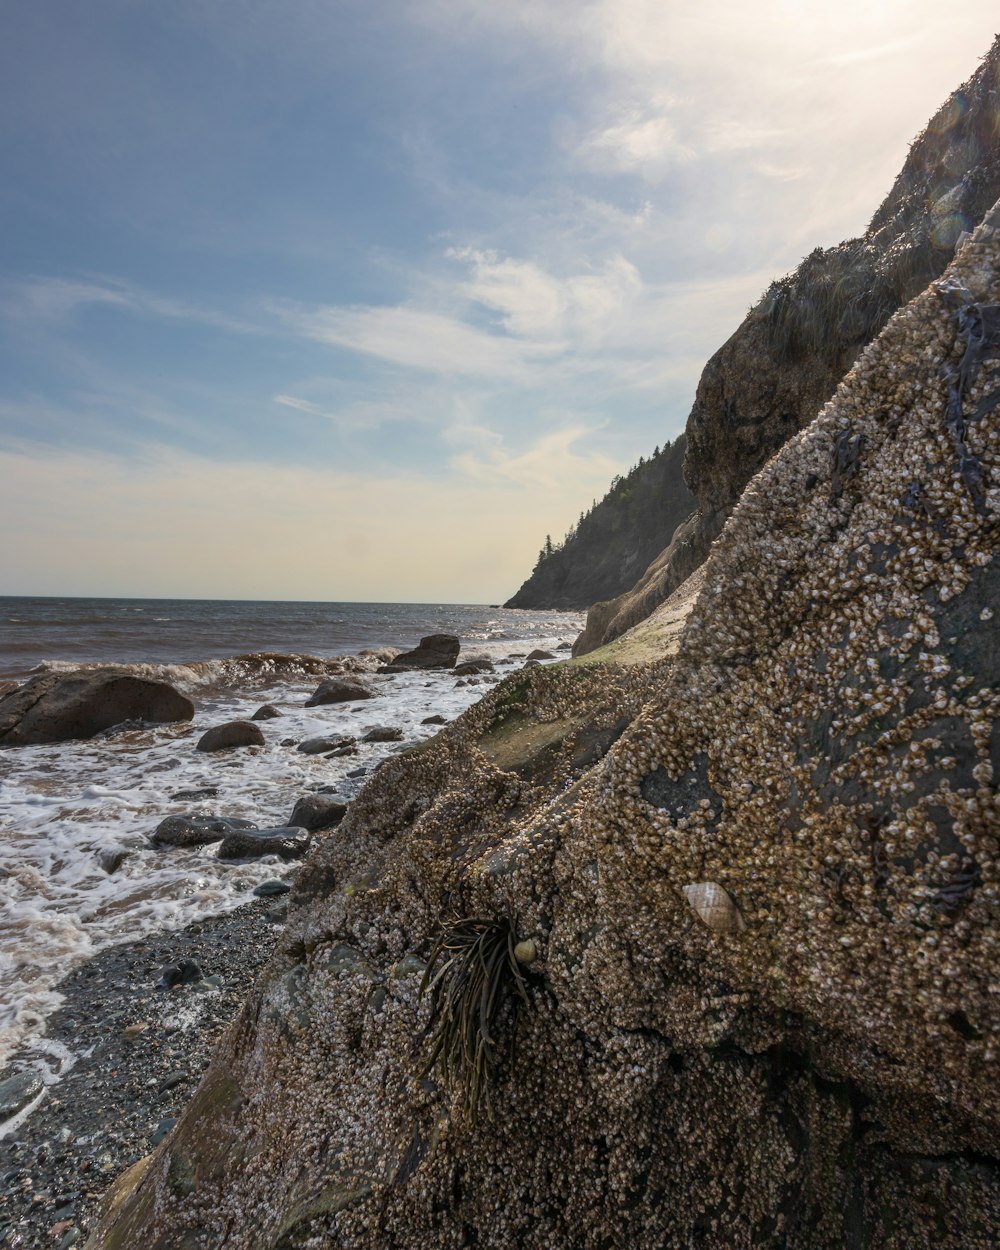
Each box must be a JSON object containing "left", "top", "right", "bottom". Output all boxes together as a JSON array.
[{"left": 0, "top": 597, "right": 584, "bottom": 1247}]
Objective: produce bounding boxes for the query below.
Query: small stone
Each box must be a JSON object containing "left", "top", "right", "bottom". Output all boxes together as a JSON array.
[
  {"left": 158, "top": 1071, "right": 189, "bottom": 1094},
  {"left": 158, "top": 959, "right": 204, "bottom": 989},
  {"left": 151, "top": 1118, "right": 178, "bottom": 1147},
  {"left": 123, "top": 1022, "right": 149, "bottom": 1038},
  {"left": 266, "top": 902, "right": 289, "bottom": 924},
  {"left": 98, "top": 847, "right": 130, "bottom": 874},
  {"left": 253, "top": 879, "right": 292, "bottom": 897},
  {"left": 169, "top": 787, "right": 219, "bottom": 801},
  {"left": 0, "top": 1070, "right": 43, "bottom": 1120},
  {"left": 297, "top": 736, "right": 355, "bottom": 756},
  {"left": 251, "top": 704, "right": 283, "bottom": 720},
  {"left": 361, "top": 726, "right": 403, "bottom": 743}
]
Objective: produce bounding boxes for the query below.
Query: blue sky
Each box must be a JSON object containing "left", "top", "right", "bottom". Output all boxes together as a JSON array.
[{"left": 1, "top": 1, "right": 998, "bottom": 600}]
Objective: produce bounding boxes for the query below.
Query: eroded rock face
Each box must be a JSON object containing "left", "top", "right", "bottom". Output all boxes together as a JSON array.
[
  {"left": 89, "top": 209, "right": 1000, "bottom": 1249},
  {"left": 575, "top": 37, "right": 1000, "bottom": 656},
  {"left": 0, "top": 672, "right": 194, "bottom": 747}
]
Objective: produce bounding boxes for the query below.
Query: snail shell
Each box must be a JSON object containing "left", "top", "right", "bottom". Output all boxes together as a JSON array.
[
  {"left": 513, "top": 938, "right": 537, "bottom": 965},
  {"left": 682, "top": 882, "right": 746, "bottom": 934}
]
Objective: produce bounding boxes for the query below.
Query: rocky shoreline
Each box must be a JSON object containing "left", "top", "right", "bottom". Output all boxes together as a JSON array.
[{"left": 0, "top": 893, "right": 287, "bottom": 1249}]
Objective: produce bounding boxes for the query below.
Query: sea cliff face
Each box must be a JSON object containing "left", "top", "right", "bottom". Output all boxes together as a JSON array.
[
  {"left": 573, "top": 36, "right": 1000, "bottom": 654},
  {"left": 88, "top": 201, "right": 1000, "bottom": 1248},
  {"left": 504, "top": 437, "right": 695, "bottom": 611}
]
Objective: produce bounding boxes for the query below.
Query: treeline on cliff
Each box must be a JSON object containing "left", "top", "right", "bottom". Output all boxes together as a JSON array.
[{"left": 504, "top": 435, "right": 695, "bottom": 611}]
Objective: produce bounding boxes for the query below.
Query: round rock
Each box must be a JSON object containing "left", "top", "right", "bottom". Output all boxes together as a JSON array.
[{"left": 196, "top": 721, "right": 265, "bottom": 752}]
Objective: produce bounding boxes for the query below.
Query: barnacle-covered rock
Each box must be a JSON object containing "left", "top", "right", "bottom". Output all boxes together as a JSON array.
[{"left": 89, "top": 50, "right": 1000, "bottom": 1250}]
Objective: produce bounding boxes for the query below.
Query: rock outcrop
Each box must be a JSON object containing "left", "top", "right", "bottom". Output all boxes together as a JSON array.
[
  {"left": 505, "top": 437, "right": 695, "bottom": 610},
  {"left": 386, "top": 634, "right": 461, "bottom": 670},
  {"left": 0, "top": 671, "right": 194, "bottom": 747},
  {"left": 87, "top": 200, "right": 1000, "bottom": 1249},
  {"left": 575, "top": 37, "right": 1000, "bottom": 654}
]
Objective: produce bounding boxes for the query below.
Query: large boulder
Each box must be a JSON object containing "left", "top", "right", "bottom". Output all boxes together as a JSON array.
[
  {"left": 0, "top": 671, "right": 194, "bottom": 747},
  {"left": 386, "top": 634, "right": 460, "bottom": 670},
  {"left": 87, "top": 202, "right": 1000, "bottom": 1250},
  {"left": 287, "top": 795, "right": 349, "bottom": 832}
]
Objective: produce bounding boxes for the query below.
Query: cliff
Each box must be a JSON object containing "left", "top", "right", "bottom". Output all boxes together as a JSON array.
[
  {"left": 87, "top": 200, "right": 1000, "bottom": 1249},
  {"left": 574, "top": 35, "right": 1000, "bottom": 654},
  {"left": 504, "top": 437, "right": 695, "bottom": 611}
]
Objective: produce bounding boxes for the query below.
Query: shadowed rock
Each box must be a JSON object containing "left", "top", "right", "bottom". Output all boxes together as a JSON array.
[
  {"left": 305, "top": 679, "right": 374, "bottom": 707},
  {"left": 0, "top": 671, "right": 194, "bottom": 747},
  {"left": 195, "top": 721, "right": 265, "bottom": 752},
  {"left": 386, "top": 635, "right": 460, "bottom": 670}
]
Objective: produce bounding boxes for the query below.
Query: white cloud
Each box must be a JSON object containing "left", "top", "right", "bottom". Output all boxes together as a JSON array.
[{"left": 270, "top": 299, "right": 563, "bottom": 378}]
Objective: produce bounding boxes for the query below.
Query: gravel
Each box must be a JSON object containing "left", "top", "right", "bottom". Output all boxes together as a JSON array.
[{"left": 0, "top": 897, "right": 283, "bottom": 1249}]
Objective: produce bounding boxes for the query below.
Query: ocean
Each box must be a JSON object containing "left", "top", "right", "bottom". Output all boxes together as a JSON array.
[{"left": 0, "top": 597, "right": 584, "bottom": 1117}]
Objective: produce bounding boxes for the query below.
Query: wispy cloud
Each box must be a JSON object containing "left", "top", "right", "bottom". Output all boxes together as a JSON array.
[
  {"left": 269, "top": 298, "right": 564, "bottom": 378},
  {"left": 0, "top": 275, "right": 259, "bottom": 335}
]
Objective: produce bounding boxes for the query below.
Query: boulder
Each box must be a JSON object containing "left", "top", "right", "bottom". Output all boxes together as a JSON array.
[
  {"left": 297, "top": 735, "right": 356, "bottom": 755},
  {"left": 453, "top": 658, "right": 495, "bottom": 675},
  {"left": 153, "top": 815, "right": 257, "bottom": 848},
  {"left": 386, "top": 634, "right": 460, "bottom": 670},
  {"left": 287, "top": 795, "right": 349, "bottom": 831},
  {"left": 525, "top": 649, "right": 554, "bottom": 661},
  {"left": 195, "top": 721, "right": 265, "bottom": 752},
  {"left": 304, "top": 679, "right": 374, "bottom": 707},
  {"left": 421, "top": 714, "right": 447, "bottom": 725},
  {"left": 361, "top": 726, "right": 403, "bottom": 743},
  {"left": 0, "top": 671, "right": 194, "bottom": 747},
  {"left": 251, "top": 705, "right": 283, "bottom": 721},
  {"left": 216, "top": 826, "right": 310, "bottom": 860}
]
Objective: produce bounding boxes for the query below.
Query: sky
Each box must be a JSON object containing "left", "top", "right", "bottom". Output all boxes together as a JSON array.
[{"left": 1, "top": 2, "right": 998, "bottom": 602}]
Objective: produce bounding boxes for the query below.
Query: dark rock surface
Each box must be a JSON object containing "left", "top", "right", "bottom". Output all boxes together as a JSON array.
[
  {"left": 304, "top": 679, "right": 374, "bottom": 707},
  {"left": 385, "top": 635, "right": 460, "bottom": 670},
  {"left": 296, "top": 735, "right": 355, "bottom": 756},
  {"left": 0, "top": 672, "right": 194, "bottom": 747},
  {"left": 251, "top": 705, "right": 283, "bottom": 721},
  {"left": 0, "top": 1070, "right": 43, "bottom": 1122},
  {"left": 216, "top": 826, "right": 310, "bottom": 860},
  {"left": 152, "top": 815, "right": 257, "bottom": 848},
  {"left": 287, "top": 795, "right": 348, "bottom": 832},
  {"left": 195, "top": 721, "right": 265, "bottom": 752},
  {"left": 453, "top": 659, "right": 495, "bottom": 676},
  {"left": 360, "top": 726, "right": 403, "bottom": 743}
]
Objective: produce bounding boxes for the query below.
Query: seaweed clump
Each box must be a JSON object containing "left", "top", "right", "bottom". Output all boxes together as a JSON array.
[{"left": 418, "top": 913, "right": 532, "bottom": 1123}]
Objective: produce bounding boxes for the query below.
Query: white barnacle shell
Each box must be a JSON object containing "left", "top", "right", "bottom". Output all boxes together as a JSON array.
[{"left": 682, "top": 882, "right": 746, "bottom": 934}]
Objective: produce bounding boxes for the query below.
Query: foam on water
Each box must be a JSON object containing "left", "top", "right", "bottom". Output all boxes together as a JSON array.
[{"left": 0, "top": 634, "right": 577, "bottom": 1077}]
